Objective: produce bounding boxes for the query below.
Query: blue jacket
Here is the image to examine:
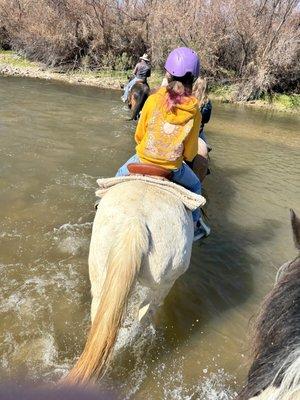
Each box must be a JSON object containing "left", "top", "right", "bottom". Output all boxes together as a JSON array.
[{"left": 200, "top": 100, "right": 212, "bottom": 127}]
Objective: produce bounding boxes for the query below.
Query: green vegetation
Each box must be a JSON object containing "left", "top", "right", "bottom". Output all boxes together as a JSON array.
[
  {"left": 1, "top": 0, "right": 298, "bottom": 101},
  {"left": 0, "top": 50, "right": 38, "bottom": 68},
  {"left": 271, "top": 94, "right": 300, "bottom": 111},
  {"left": 0, "top": 50, "right": 298, "bottom": 113},
  {"left": 209, "top": 84, "right": 238, "bottom": 103},
  {"left": 67, "top": 68, "right": 163, "bottom": 87},
  {"left": 209, "top": 83, "right": 300, "bottom": 112},
  {"left": 0, "top": 50, "right": 164, "bottom": 89}
]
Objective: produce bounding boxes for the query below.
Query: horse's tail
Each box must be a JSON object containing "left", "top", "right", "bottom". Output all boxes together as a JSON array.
[
  {"left": 63, "top": 215, "right": 149, "bottom": 385},
  {"left": 131, "top": 84, "right": 149, "bottom": 121}
]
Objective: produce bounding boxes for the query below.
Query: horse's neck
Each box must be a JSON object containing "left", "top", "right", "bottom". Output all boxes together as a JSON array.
[
  {"left": 244, "top": 258, "right": 300, "bottom": 400},
  {"left": 250, "top": 386, "right": 300, "bottom": 400}
]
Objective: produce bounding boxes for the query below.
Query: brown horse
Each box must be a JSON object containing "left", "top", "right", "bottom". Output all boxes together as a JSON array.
[
  {"left": 192, "top": 153, "right": 209, "bottom": 182},
  {"left": 238, "top": 210, "right": 300, "bottom": 400},
  {"left": 128, "top": 81, "right": 150, "bottom": 120}
]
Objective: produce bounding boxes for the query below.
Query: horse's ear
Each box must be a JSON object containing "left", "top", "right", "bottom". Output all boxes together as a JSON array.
[{"left": 290, "top": 209, "right": 300, "bottom": 250}]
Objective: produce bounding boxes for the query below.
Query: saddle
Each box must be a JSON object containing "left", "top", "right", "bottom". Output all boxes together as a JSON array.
[{"left": 127, "top": 163, "right": 171, "bottom": 179}]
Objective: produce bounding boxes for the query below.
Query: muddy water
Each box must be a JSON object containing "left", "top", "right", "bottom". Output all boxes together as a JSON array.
[{"left": 0, "top": 76, "right": 299, "bottom": 398}]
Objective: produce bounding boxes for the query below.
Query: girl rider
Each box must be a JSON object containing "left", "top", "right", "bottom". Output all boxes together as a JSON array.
[{"left": 117, "top": 47, "right": 210, "bottom": 241}]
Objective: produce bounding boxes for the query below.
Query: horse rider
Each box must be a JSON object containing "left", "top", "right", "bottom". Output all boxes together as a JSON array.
[
  {"left": 121, "top": 54, "right": 151, "bottom": 103},
  {"left": 117, "top": 47, "right": 210, "bottom": 241}
]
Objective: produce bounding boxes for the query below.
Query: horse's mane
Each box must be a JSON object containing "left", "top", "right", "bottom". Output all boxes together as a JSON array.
[{"left": 238, "top": 254, "right": 300, "bottom": 399}]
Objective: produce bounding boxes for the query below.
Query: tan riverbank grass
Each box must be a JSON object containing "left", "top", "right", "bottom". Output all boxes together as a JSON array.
[
  {"left": 209, "top": 84, "right": 300, "bottom": 113},
  {"left": 1, "top": 51, "right": 298, "bottom": 113},
  {"left": 0, "top": 50, "right": 163, "bottom": 90}
]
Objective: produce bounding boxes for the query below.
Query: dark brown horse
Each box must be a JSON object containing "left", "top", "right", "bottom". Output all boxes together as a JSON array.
[
  {"left": 128, "top": 80, "right": 150, "bottom": 120},
  {"left": 238, "top": 210, "right": 300, "bottom": 400}
]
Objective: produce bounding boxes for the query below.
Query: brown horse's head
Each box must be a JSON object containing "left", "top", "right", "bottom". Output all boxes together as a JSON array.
[{"left": 238, "top": 210, "right": 300, "bottom": 400}]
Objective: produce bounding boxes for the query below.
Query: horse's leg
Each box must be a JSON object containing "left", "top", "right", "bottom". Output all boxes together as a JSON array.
[
  {"left": 198, "top": 137, "right": 208, "bottom": 158},
  {"left": 137, "top": 280, "right": 176, "bottom": 324},
  {"left": 192, "top": 138, "right": 209, "bottom": 182},
  {"left": 130, "top": 94, "right": 138, "bottom": 119}
]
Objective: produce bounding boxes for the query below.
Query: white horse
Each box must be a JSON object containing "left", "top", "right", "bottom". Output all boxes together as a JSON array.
[
  {"left": 64, "top": 179, "right": 204, "bottom": 384},
  {"left": 238, "top": 210, "right": 300, "bottom": 400}
]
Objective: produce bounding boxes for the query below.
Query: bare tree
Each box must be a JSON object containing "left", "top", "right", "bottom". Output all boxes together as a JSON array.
[{"left": 0, "top": 0, "right": 298, "bottom": 95}]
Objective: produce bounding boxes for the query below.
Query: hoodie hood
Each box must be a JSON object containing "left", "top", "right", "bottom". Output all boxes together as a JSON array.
[{"left": 156, "top": 87, "right": 199, "bottom": 125}]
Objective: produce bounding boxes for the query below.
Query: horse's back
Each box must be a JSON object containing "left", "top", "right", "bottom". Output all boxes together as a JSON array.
[
  {"left": 91, "top": 181, "right": 193, "bottom": 286},
  {"left": 96, "top": 180, "right": 189, "bottom": 220}
]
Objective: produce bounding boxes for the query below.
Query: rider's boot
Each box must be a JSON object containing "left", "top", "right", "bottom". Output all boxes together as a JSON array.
[{"left": 193, "top": 217, "right": 211, "bottom": 242}]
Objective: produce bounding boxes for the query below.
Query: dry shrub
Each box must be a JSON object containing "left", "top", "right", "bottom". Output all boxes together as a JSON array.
[{"left": 0, "top": 0, "right": 299, "bottom": 97}]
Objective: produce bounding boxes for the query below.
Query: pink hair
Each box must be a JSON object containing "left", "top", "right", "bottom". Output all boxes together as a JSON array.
[{"left": 165, "top": 79, "right": 192, "bottom": 112}]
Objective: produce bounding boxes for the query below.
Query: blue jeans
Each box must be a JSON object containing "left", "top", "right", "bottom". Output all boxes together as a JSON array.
[
  {"left": 116, "top": 155, "right": 201, "bottom": 222},
  {"left": 122, "top": 77, "right": 138, "bottom": 102},
  {"left": 199, "top": 128, "right": 207, "bottom": 142}
]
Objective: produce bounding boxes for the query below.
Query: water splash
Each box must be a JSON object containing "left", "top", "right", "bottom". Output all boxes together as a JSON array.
[
  {"left": 55, "top": 172, "right": 96, "bottom": 190},
  {"left": 52, "top": 221, "right": 92, "bottom": 255}
]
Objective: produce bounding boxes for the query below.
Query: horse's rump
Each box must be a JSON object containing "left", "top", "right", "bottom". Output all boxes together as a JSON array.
[
  {"left": 128, "top": 81, "right": 150, "bottom": 120},
  {"left": 64, "top": 181, "right": 195, "bottom": 384}
]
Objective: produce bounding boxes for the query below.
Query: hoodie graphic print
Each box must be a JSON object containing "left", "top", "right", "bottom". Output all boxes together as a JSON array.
[{"left": 135, "top": 87, "right": 201, "bottom": 170}]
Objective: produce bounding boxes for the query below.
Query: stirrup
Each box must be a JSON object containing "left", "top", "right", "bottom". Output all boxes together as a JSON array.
[
  {"left": 193, "top": 218, "right": 211, "bottom": 242},
  {"left": 127, "top": 163, "right": 171, "bottom": 179}
]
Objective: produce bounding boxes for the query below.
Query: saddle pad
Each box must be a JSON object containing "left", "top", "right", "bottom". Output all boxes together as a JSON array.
[{"left": 96, "top": 175, "right": 206, "bottom": 211}]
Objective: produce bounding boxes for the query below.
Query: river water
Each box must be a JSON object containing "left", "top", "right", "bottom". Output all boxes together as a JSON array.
[{"left": 0, "top": 76, "right": 299, "bottom": 399}]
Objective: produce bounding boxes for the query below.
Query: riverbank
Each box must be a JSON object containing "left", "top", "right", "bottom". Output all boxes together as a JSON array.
[
  {"left": 1, "top": 50, "right": 299, "bottom": 113},
  {"left": 209, "top": 84, "right": 300, "bottom": 114},
  {"left": 0, "top": 50, "right": 163, "bottom": 90}
]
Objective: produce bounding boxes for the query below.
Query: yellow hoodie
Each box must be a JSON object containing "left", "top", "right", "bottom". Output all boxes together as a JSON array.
[{"left": 135, "top": 87, "right": 201, "bottom": 170}]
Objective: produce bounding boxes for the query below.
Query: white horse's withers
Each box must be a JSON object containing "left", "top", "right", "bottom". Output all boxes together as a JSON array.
[{"left": 65, "top": 180, "right": 203, "bottom": 384}]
